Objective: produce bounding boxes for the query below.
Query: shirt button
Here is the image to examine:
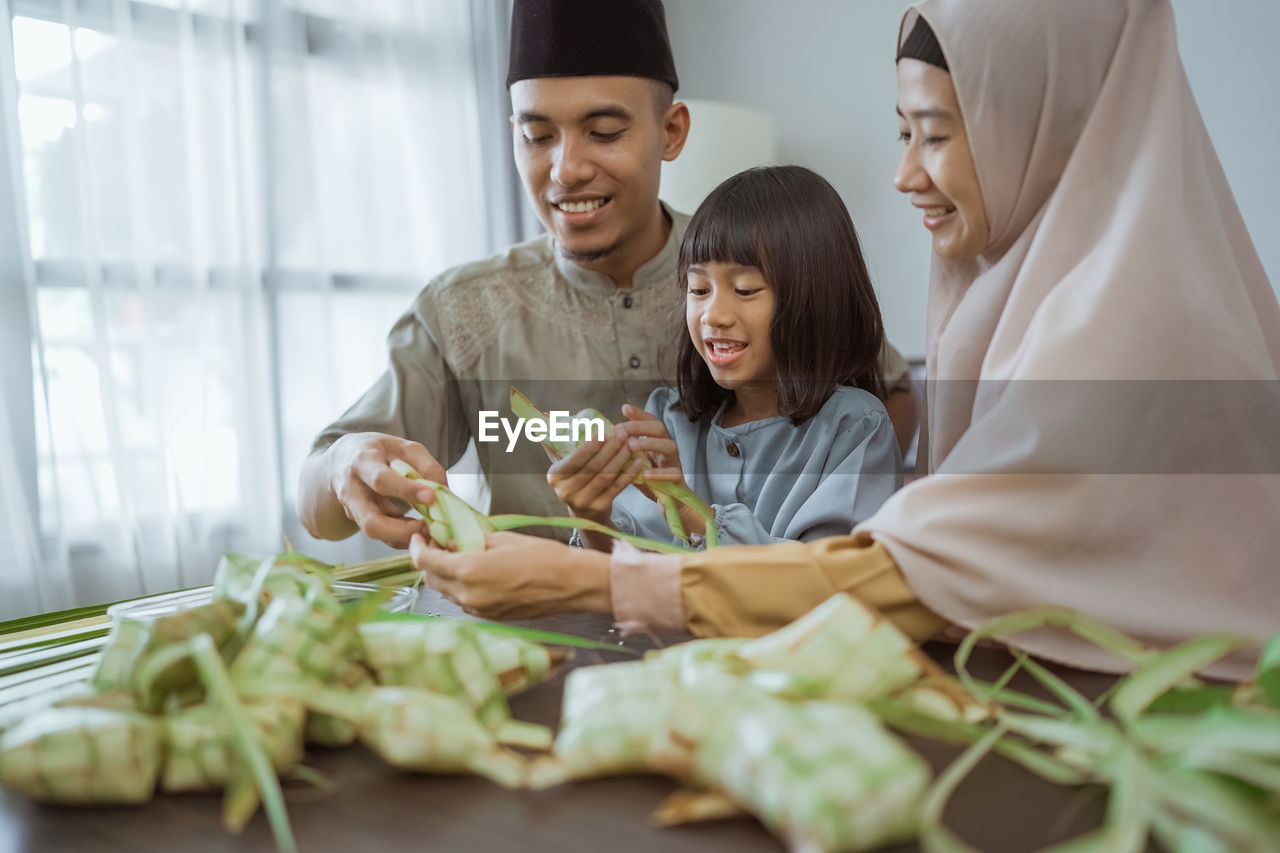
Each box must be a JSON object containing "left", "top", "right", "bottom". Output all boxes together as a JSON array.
[
  {"left": 622, "top": 295, "right": 634, "bottom": 309},
  {"left": 726, "top": 441, "right": 740, "bottom": 458},
  {"left": 628, "top": 356, "right": 641, "bottom": 369}
]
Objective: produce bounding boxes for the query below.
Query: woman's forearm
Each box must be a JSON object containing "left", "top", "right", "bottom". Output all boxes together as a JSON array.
[{"left": 676, "top": 536, "right": 947, "bottom": 641}]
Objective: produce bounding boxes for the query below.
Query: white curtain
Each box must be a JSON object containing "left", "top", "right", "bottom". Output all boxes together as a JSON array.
[{"left": 0, "top": 0, "right": 505, "bottom": 617}]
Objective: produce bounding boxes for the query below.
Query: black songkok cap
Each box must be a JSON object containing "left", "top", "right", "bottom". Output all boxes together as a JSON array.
[
  {"left": 507, "top": 0, "right": 679, "bottom": 91},
  {"left": 897, "top": 15, "right": 949, "bottom": 72}
]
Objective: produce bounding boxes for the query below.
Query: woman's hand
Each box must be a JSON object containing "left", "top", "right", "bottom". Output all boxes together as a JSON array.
[
  {"left": 410, "top": 531, "right": 613, "bottom": 619},
  {"left": 546, "top": 431, "right": 646, "bottom": 525}
]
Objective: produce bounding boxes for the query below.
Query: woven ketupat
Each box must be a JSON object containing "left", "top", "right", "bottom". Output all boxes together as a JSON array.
[
  {"left": 471, "top": 629, "right": 557, "bottom": 694},
  {"left": 694, "top": 699, "right": 930, "bottom": 853},
  {"left": 162, "top": 697, "right": 306, "bottom": 792},
  {"left": 211, "top": 553, "right": 327, "bottom": 609},
  {"left": 229, "top": 595, "right": 369, "bottom": 689},
  {"left": 644, "top": 637, "right": 748, "bottom": 674},
  {"left": 90, "top": 617, "right": 149, "bottom": 692},
  {"left": 229, "top": 594, "right": 370, "bottom": 747},
  {"left": 527, "top": 661, "right": 678, "bottom": 788},
  {"left": 359, "top": 620, "right": 509, "bottom": 727},
  {"left": 93, "top": 599, "right": 245, "bottom": 699},
  {"left": 735, "top": 594, "right": 922, "bottom": 701},
  {"left": 210, "top": 552, "right": 268, "bottom": 604},
  {"left": 534, "top": 640, "right": 808, "bottom": 787},
  {"left": 0, "top": 707, "right": 163, "bottom": 803},
  {"left": 356, "top": 687, "right": 526, "bottom": 789},
  {"left": 650, "top": 660, "right": 773, "bottom": 781}
]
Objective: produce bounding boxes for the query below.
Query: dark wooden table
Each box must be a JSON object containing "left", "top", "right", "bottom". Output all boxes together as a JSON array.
[{"left": 0, "top": 587, "right": 1116, "bottom": 852}]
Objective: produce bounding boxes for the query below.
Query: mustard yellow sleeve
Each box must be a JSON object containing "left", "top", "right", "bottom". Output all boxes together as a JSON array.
[{"left": 680, "top": 536, "right": 947, "bottom": 642}]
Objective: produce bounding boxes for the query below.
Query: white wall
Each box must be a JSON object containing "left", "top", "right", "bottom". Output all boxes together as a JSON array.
[{"left": 663, "top": 0, "right": 1280, "bottom": 359}]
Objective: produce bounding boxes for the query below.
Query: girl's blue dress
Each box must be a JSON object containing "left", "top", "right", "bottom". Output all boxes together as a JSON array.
[{"left": 610, "top": 385, "right": 903, "bottom": 547}]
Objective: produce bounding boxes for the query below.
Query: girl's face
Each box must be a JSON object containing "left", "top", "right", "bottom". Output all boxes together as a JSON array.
[
  {"left": 894, "top": 58, "right": 990, "bottom": 260},
  {"left": 685, "top": 261, "right": 777, "bottom": 391}
]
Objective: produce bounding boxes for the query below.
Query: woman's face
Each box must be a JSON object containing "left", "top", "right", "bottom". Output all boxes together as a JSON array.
[{"left": 894, "top": 58, "right": 989, "bottom": 260}]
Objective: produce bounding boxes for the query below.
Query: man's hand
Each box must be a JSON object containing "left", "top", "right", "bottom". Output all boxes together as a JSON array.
[
  {"left": 410, "top": 531, "right": 612, "bottom": 620},
  {"left": 299, "top": 432, "right": 448, "bottom": 548}
]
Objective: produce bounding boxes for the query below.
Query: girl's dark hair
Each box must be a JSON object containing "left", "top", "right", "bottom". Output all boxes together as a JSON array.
[{"left": 675, "top": 165, "right": 887, "bottom": 424}]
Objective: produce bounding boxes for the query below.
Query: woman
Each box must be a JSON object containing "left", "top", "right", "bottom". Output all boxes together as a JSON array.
[{"left": 413, "top": 0, "right": 1280, "bottom": 679}]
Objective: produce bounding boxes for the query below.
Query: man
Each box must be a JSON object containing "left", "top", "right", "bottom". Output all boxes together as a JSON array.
[{"left": 299, "top": 0, "right": 916, "bottom": 550}]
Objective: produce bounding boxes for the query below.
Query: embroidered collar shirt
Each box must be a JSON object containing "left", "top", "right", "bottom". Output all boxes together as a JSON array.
[{"left": 313, "top": 205, "right": 692, "bottom": 526}]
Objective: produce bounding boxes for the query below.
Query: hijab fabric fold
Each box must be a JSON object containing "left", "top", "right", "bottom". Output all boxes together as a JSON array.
[{"left": 862, "top": 0, "right": 1280, "bottom": 678}]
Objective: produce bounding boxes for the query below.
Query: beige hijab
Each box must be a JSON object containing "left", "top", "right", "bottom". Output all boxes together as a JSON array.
[{"left": 861, "top": 0, "right": 1280, "bottom": 678}]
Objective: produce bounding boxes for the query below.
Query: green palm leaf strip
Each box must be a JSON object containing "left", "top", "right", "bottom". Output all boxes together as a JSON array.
[
  {"left": 508, "top": 387, "right": 717, "bottom": 547},
  {"left": 1110, "top": 633, "right": 1251, "bottom": 723},
  {"left": 940, "top": 608, "right": 1280, "bottom": 852},
  {"left": 918, "top": 722, "right": 1009, "bottom": 853},
  {"left": 953, "top": 607, "right": 1153, "bottom": 701},
  {"left": 1255, "top": 632, "right": 1280, "bottom": 709},
  {"left": 488, "top": 514, "right": 692, "bottom": 555},
  {"left": 186, "top": 634, "right": 297, "bottom": 853},
  {"left": 367, "top": 610, "right": 631, "bottom": 653},
  {"left": 129, "top": 634, "right": 296, "bottom": 851},
  {"left": 392, "top": 459, "right": 701, "bottom": 555}
]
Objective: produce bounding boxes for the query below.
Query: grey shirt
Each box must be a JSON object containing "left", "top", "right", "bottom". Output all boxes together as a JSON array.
[{"left": 611, "top": 386, "right": 904, "bottom": 547}]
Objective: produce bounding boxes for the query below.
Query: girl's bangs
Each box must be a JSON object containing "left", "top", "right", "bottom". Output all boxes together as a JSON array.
[{"left": 678, "top": 191, "right": 768, "bottom": 276}]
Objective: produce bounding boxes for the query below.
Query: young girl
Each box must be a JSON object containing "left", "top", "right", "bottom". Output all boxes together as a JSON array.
[{"left": 549, "top": 165, "right": 903, "bottom": 550}]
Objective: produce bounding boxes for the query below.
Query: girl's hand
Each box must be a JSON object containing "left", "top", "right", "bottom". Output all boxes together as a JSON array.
[
  {"left": 617, "top": 404, "right": 708, "bottom": 538},
  {"left": 616, "top": 404, "right": 690, "bottom": 498},
  {"left": 546, "top": 431, "right": 646, "bottom": 525}
]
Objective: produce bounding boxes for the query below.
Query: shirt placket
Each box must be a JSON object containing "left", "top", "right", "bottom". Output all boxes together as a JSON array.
[
  {"left": 711, "top": 428, "right": 747, "bottom": 504},
  {"left": 613, "top": 289, "right": 654, "bottom": 379}
]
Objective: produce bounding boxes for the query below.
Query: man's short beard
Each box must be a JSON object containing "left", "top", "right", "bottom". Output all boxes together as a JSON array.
[{"left": 559, "top": 240, "right": 622, "bottom": 264}]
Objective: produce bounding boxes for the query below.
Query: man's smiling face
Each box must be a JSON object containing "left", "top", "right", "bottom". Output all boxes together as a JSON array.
[{"left": 510, "top": 76, "right": 685, "bottom": 273}]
